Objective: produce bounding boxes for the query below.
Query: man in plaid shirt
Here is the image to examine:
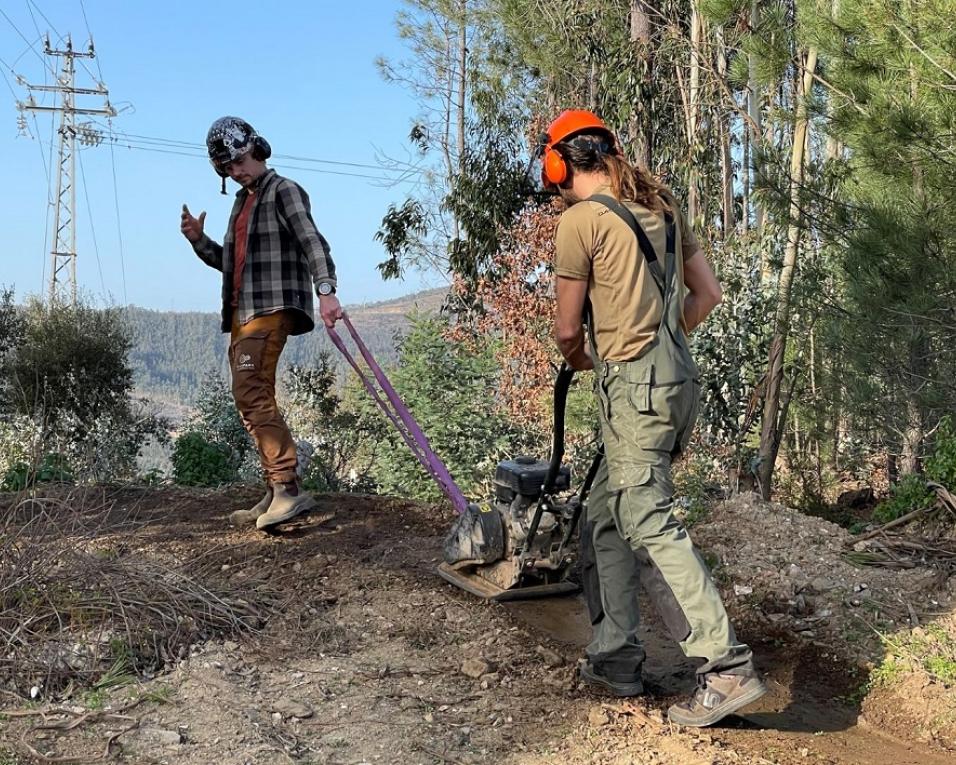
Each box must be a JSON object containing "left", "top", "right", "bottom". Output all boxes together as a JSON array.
[{"left": 180, "top": 116, "right": 342, "bottom": 531}]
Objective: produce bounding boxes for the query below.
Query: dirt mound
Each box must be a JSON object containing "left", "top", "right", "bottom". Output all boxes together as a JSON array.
[
  {"left": 694, "top": 492, "right": 956, "bottom": 746},
  {"left": 695, "top": 493, "right": 946, "bottom": 656}
]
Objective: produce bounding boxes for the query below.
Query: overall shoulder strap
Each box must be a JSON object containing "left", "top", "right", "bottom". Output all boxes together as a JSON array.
[{"left": 587, "top": 193, "right": 666, "bottom": 296}]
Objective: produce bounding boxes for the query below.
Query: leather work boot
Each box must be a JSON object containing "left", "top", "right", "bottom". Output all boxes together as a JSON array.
[
  {"left": 667, "top": 671, "right": 768, "bottom": 727},
  {"left": 256, "top": 480, "right": 316, "bottom": 530},
  {"left": 579, "top": 662, "right": 644, "bottom": 697},
  {"left": 228, "top": 487, "right": 273, "bottom": 526}
]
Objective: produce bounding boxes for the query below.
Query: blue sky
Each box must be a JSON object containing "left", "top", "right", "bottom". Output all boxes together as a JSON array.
[{"left": 2, "top": 0, "right": 441, "bottom": 310}]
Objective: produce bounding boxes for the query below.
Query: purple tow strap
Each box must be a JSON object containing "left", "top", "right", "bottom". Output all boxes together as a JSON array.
[{"left": 326, "top": 313, "right": 470, "bottom": 515}]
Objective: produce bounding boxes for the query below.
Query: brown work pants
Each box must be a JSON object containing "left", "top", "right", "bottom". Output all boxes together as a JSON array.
[{"left": 228, "top": 310, "right": 298, "bottom": 485}]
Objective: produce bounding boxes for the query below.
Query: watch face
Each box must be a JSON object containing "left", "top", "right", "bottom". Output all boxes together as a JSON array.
[{"left": 319, "top": 283, "right": 332, "bottom": 295}]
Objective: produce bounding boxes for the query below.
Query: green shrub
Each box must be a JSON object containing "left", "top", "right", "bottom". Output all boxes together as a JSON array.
[
  {"left": 674, "top": 453, "right": 721, "bottom": 527},
  {"left": 1, "top": 452, "right": 74, "bottom": 491},
  {"left": 283, "top": 358, "right": 384, "bottom": 493},
  {"left": 926, "top": 415, "right": 956, "bottom": 490},
  {"left": 174, "top": 371, "right": 257, "bottom": 483},
  {"left": 873, "top": 473, "right": 934, "bottom": 524},
  {"left": 368, "top": 314, "right": 514, "bottom": 502},
  {"left": 0, "top": 295, "right": 166, "bottom": 481},
  {"left": 871, "top": 416, "right": 956, "bottom": 524},
  {"left": 171, "top": 432, "right": 236, "bottom": 487}
]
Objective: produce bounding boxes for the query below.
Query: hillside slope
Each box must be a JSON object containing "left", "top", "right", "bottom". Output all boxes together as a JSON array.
[{"left": 128, "top": 287, "right": 446, "bottom": 405}]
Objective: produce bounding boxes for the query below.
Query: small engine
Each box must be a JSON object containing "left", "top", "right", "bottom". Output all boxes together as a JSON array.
[
  {"left": 441, "top": 455, "right": 576, "bottom": 594},
  {"left": 493, "top": 455, "right": 570, "bottom": 545}
]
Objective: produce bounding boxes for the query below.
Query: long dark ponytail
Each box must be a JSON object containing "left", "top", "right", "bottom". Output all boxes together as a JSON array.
[{"left": 559, "top": 132, "right": 671, "bottom": 213}]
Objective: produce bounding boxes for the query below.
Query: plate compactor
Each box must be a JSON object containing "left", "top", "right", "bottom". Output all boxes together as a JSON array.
[
  {"left": 438, "top": 363, "right": 602, "bottom": 601},
  {"left": 325, "top": 317, "right": 594, "bottom": 603}
]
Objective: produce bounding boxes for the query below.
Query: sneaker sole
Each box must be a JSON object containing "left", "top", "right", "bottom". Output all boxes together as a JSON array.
[
  {"left": 580, "top": 664, "right": 644, "bottom": 697},
  {"left": 667, "top": 680, "right": 768, "bottom": 727},
  {"left": 255, "top": 498, "right": 317, "bottom": 530}
]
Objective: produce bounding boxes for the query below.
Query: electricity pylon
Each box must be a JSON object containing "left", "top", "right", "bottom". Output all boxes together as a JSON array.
[{"left": 17, "top": 35, "right": 115, "bottom": 305}]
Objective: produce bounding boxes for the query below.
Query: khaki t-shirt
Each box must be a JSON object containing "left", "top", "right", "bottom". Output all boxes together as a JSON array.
[{"left": 554, "top": 185, "right": 699, "bottom": 361}]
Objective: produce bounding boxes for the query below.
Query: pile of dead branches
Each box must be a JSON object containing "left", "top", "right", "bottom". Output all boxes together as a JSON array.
[
  {"left": 848, "top": 482, "right": 956, "bottom": 570},
  {"left": 0, "top": 488, "right": 272, "bottom": 699}
]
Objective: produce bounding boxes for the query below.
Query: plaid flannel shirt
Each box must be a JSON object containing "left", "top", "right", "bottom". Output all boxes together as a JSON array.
[{"left": 191, "top": 169, "right": 336, "bottom": 335}]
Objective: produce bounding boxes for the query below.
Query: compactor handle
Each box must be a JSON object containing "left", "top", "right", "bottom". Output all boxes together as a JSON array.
[{"left": 542, "top": 362, "right": 575, "bottom": 495}]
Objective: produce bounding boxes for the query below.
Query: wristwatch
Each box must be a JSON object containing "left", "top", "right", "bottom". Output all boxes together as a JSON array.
[{"left": 317, "top": 282, "right": 336, "bottom": 296}]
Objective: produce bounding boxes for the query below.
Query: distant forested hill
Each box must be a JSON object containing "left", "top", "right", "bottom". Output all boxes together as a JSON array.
[{"left": 127, "top": 287, "right": 446, "bottom": 407}]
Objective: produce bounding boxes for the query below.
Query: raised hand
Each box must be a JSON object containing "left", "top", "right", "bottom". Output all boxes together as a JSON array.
[{"left": 180, "top": 203, "right": 207, "bottom": 244}]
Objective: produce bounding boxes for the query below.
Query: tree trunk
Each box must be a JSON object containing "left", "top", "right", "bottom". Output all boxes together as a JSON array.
[
  {"left": 720, "top": 118, "right": 734, "bottom": 236},
  {"left": 715, "top": 26, "right": 734, "bottom": 236},
  {"left": 629, "top": 0, "right": 655, "bottom": 167},
  {"left": 757, "top": 47, "right": 818, "bottom": 501},
  {"left": 687, "top": 1, "right": 702, "bottom": 223},
  {"left": 899, "top": 60, "right": 928, "bottom": 476},
  {"left": 901, "top": 399, "right": 923, "bottom": 475},
  {"left": 825, "top": 0, "right": 843, "bottom": 162},
  {"left": 456, "top": 1, "right": 467, "bottom": 175},
  {"left": 630, "top": 0, "right": 652, "bottom": 43},
  {"left": 742, "top": 124, "right": 750, "bottom": 235},
  {"left": 748, "top": 0, "right": 766, "bottom": 237}
]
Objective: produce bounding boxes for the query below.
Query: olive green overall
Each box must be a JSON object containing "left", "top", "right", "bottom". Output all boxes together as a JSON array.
[{"left": 581, "top": 196, "right": 752, "bottom": 683}]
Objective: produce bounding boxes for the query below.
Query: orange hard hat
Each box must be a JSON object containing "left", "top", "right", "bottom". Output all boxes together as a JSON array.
[{"left": 541, "top": 109, "right": 614, "bottom": 186}]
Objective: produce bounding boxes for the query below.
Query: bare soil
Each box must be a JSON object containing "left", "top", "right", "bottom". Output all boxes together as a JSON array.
[{"left": 1, "top": 485, "right": 955, "bottom": 765}]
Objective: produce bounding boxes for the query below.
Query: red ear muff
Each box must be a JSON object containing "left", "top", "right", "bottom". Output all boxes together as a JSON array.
[{"left": 542, "top": 146, "right": 568, "bottom": 186}]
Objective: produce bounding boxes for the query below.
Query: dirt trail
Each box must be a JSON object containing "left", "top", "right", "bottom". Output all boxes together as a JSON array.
[
  {"left": 1, "top": 486, "right": 953, "bottom": 765},
  {"left": 508, "top": 596, "right": 953, "bottom": 765}
]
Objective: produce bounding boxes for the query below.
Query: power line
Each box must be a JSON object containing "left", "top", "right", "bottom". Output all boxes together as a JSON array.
[
  {"left": 10, "top": 36, "right": 46, "bottom": 73},
  {"left": 0, "top": 64, "right": 17, "bottom": 100},
  {"left": 23, "top": 0, "right": 43, "bottom": 42},
  {"left": 77, "top": 0, "right": 103, "bottom": 82},
  {"left": 25, "top": 0, "right": 62, "bottom": 43},
  {"left": 85, "top": 127, "right": 417, "bottom": 183},
  {"left": 99, "top": 127, "right": 417, "bottom": 175},
  {"left": 0, "top": 7, "right": 53, "bottom": 73},
  {"left": 31, "top": 113, "right": 52, "bottom": 190},
  {"left": 101, "top": 138, "right": 416, "bottom": 183}
]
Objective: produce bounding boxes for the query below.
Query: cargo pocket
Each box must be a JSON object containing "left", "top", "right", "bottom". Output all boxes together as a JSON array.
[
  {"left": 626, "top": 364, "right": 679, "bottom": 453},
  {"left": 231, "top": 332, "right": 269, "bottom": 375},
  {"left": 607, "top": 462, "right": 652, "bottom": 494},
  {"left": 625, "top": 363, "right": 653, "bottom": 414}
]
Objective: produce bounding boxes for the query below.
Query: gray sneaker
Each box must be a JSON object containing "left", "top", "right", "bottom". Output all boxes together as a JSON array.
[
  {"left": 229, "top": 487, "right": 273, "bottom": 526},
  {"left": 667, "top": 671, "right": 768, "bottom": 727},
  {"left": 579, "top": 662, "right": 644, "bottom": 697},
  {"left": 256, "top": 481, "right": 316, "bottom": 530}
]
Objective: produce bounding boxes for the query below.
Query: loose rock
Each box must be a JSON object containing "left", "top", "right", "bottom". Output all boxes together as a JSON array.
[
  {"left": 138, "top": 727, "right": 183, "bottom": 747},
  {"left": 588, "top": 706, "right": 611, "bottom": 726},
  {"left": 461, "top": 658, "right": 493, "bottom": 678},
  {"left": 271, "top": 697, "right": 314, "bottom": 719}
]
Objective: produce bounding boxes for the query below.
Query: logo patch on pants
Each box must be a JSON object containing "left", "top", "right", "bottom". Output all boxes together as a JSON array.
[{"left": 236, "top": 352, "right": 255, "bottom": 371}]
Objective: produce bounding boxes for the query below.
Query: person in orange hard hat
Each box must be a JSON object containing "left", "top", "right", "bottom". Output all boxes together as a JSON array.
[{"left": 543, "top": 109, "right": 767, "bottom": 727}]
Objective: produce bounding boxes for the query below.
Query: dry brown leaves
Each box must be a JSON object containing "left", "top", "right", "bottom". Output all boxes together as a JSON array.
[{"left": 448, "top": 200, "right": 565, "bottom": 429}]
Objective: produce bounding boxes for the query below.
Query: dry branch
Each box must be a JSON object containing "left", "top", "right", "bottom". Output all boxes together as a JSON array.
[{"left": 1, "top": 488, "right": 275, "bottom": 697}]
